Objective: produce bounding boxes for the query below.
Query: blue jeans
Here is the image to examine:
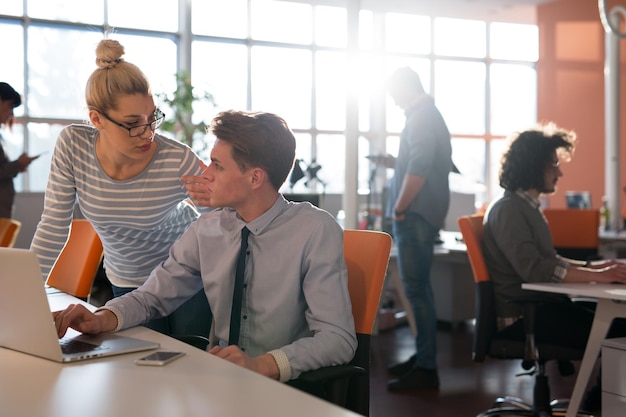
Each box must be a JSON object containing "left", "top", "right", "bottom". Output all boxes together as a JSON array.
[
  {"left": 392, "top": 212, "right": 438, "bottom": 370},
  {"left": 111, "top": 285, "right": 212, "bottom": 338}
]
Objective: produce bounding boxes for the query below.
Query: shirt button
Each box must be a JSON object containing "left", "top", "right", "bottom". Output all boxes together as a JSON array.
[{"left": 243, "top": 315, "right": 248, "bottom": 320}]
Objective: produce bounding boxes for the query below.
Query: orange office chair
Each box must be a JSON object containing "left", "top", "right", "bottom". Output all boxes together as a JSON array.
[
  {"left": 296, "top": 229, "right": 392, "bottom": 416},
  {"left": 45, "top": 219, "right": 104, "bottom": 300},
  {"left": 458, "top": 215, "right": 589, "bottom": 417},
  {"left": 542, "top": 208, "right": 600, "bottom": 261},
  {"left": 0, "top": 217, "right": 22, "bottom": 248}
]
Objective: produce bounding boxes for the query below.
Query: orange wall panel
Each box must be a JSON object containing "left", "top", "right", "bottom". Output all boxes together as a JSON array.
[{"left": 537, "top": 0, "right": 626, "bottom": 212}]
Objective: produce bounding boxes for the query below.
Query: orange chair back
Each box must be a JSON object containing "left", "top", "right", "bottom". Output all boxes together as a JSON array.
[
  {"left": 343, "top": 229, "right": 392, "bottom": 335},
  {"left": 541, "top": 208, "right": 599, "bottom": 248},
  {"left": 457, "top": 215, "right": 490, "bottom": 284},
  {"left": 46, "top": 219, "right": 103, "bottom": 299},
  {"left": 0, "top": 217, "right": 22, "bottom": 248}
]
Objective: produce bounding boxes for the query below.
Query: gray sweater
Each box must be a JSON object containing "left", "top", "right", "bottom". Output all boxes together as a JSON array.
[{"left": 482, "top": 191, "right": 569, "bottom": 318}]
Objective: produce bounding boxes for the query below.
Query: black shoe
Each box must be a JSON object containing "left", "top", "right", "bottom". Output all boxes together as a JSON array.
[
  {"left": 387, "top": 354, "right": 416, "bottom": 377},
  {"left": 387, "top": 367, "right": 440, "bottom": 392}
]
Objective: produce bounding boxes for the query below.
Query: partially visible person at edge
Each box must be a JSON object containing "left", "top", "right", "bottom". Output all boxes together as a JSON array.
[
  {"left": 0, "top": 82, "right": 38, "bottom": 218},
  {"left": 482, "top": 123, "right": 626, "bottom": 413},
  {"left": 30, "top": 38, "right": 212, "bottom": 338},
  {"left": 381, "top": 67, "right": 453, "bottom": 392},
  {"left": 52, "top": 109, "right": 357, "bottom": 386}
]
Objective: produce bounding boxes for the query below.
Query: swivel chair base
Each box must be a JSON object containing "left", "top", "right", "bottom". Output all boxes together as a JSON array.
[
  {"left": 477, "top": 395, "right": 596, "bottom": 417},
  {"left": 476, "top": 372, "right": 596, "bottom": 417}
]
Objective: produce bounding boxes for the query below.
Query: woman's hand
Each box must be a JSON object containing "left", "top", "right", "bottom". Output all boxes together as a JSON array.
[{"left": 182, "top": 160, "right": 212, "bottom": 207}]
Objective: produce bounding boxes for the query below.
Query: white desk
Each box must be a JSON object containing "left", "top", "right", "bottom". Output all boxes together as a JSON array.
[
  {"left": 522, "top": 282, "right": 626, "bottom": 417},
  {"left": 0, "top": 292, "right": 360, "bottom": 417},
  {"left": 599, "top": 230, "right": 626, "bottom": 258}
]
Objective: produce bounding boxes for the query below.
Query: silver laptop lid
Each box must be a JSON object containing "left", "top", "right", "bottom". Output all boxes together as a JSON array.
[
  {"left": 0, "top": 248, "right": 158, "bottom": 362},
  {"left": 0, "top": 248, "right": 66, "bottom": 361}
]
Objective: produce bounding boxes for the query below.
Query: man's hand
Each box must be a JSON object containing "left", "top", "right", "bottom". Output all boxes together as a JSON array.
[
  {"left": 52, "top": 304, "right": 117, "bottom": 338},
  {"left": 597, "top": 262, "right": 626, "bottom": 283},
  {"left": 181, "top": 160, "right": 212, "bottom": 207},
  {"left": 209, "top": 345, "right": 280, "bottom": 380},
  {"left": 367, "top": 153, "right": 396, "bottom": 169}
]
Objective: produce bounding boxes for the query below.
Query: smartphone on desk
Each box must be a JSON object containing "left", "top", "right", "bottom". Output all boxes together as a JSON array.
[{"left": 135, "top": 351, "right": 186, "bottom": 366}]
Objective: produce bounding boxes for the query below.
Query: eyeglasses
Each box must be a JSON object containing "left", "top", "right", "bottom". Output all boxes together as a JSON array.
[
  {"left": 101, "top": 108, "right": 165, "bottom": 137},
  {"left": 550, "top": 160, "right": 561, "bottom": 168}
]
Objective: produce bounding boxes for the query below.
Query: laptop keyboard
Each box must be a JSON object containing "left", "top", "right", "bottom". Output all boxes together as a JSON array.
[{"left": 59, "top": 338, "right": 107, "bottom": 354}]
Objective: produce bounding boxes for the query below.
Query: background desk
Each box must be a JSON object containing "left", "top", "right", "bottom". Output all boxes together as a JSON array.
[
  {"left": 384, "top": 231, "right": 474, "bottom": 335},
  {"left": 0, "top": 292, "right": 360, "bottom": 417},
  {"left": 600, "top": 230, "right": 626, "bottom": 258},
  {"left": 522, "top": 282, "right": 626, "bottom": 417}
]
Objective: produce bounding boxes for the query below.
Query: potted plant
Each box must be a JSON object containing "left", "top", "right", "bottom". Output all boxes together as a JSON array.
[{"left": 157, "top": 71, "right": 216, "bottom": 157}]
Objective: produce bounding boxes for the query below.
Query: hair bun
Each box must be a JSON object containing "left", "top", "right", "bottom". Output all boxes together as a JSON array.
[{"left": 95, "top": 39, "right": 125, "bottom": 69}]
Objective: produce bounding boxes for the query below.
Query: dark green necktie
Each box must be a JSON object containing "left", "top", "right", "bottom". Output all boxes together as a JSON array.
[{"left": 229, "top": 227, "right": 250, "bottom": 346}]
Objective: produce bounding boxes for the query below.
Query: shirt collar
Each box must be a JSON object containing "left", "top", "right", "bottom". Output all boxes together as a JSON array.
[
  {"left": 514, "top": 189, "right": 541, "bottom": 210},
  {"left": 404, "top": 94, "right": 432, "bottom": 116},
  {"left": 237, "top": 195, "right": 288, "bottom": 237}
]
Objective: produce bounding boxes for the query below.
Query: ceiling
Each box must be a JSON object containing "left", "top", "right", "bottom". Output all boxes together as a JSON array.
[
  {"left": 285, "top": 0, "right": 561, "bottom": 23},
  {"left": 360, "top": 0, "right": 559, "bottom": 23}
]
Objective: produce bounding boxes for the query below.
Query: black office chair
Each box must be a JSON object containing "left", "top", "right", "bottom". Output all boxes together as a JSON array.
[
  {"left": 173, "top": 334, "right": 210, "bottom": 350},
  {"left": 459, "top": 215, "right": 594, "bottom": 417}
]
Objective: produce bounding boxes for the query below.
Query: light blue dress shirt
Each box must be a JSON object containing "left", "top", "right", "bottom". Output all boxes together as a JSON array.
[{"left": 104, "top": 195, "right": 357, "bottom": 380}]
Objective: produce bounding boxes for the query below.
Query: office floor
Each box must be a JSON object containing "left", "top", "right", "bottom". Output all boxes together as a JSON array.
[{"left": 368, "top": 322, "right": 599, "bottom": 417}]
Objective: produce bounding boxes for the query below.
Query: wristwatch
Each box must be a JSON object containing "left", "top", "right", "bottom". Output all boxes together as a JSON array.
[{"left": 394, "top": 209, "right": 406, "bottom": 217}]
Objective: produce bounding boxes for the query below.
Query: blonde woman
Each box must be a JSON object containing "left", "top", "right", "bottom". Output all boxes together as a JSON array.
[{"left": 31, "top": 39, "right": 212, "bottom": 338}]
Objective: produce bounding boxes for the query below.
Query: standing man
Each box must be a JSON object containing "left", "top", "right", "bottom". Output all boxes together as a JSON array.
[
  {"left": 0, "top": 82, "right": 38, "bottom": 218},
  {"left": 384, "top": 67, "right": 453, "bottom": 391}
]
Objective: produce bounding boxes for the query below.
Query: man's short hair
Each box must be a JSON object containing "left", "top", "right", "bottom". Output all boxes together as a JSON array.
[
  {"left": 209, "top": 110, "right": 296, "bottom": 191},
  {"left": 387, "top": 67, "right": 426, "bottom": 95}
]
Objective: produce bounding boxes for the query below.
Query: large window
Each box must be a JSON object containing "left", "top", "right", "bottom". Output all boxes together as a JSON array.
[
  {"left": 384, "top": 17, "right": 538, "bottom": 206},
  {"left": 1, "top": 0, "right": 538, "bottom": 206}
]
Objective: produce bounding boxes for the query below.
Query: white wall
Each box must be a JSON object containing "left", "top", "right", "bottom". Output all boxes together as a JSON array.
[{"left": 12, "top": 192, "right": 45, "bottom": 249}]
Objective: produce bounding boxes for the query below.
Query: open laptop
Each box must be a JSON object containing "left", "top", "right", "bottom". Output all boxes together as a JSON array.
[{"left": 0, "top": 247, "right": 159, "bottom": 362}]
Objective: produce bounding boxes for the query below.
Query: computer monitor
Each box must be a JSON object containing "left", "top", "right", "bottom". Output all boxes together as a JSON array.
[
  {"left": 284, "top": 193, "right": 321, "bottom": 207},
  {"left": 565, "top": 191, "right": 591, "bottom": 209}
]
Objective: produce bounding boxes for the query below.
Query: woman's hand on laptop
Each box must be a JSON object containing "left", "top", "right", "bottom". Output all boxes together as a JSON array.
[{"left": 53, "top": 304, "right": 117, "bottom": 338}]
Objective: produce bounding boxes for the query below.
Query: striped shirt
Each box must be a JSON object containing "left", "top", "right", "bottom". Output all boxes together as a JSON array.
[{"left": 31, "top": 124, "right": 204, "bottom": 288}]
